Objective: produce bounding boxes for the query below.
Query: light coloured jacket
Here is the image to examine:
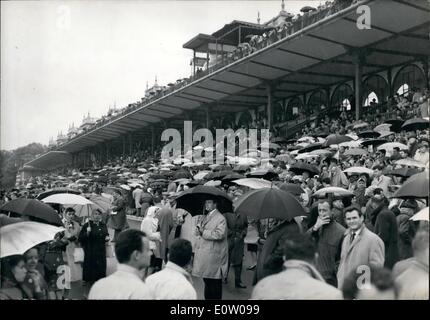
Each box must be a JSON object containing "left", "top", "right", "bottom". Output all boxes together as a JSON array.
[
  {"left": 337, "top": 226, "right": 385, "bottom": 289},
  {"left": 192, "top": 209, "right": 228, "bottom": 279},
  {"left": 251, "top": 260, "right": 342, "bottom": 300},
  {"left": 395, "top": 259, "right": 429, "bottom": 300},
  {"left": 140, "top": 206, "right": 160, "bottom": 251}
]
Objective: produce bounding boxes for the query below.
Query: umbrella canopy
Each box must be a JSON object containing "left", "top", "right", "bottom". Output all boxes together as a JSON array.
[
  {"left": 373, "top": 123, "right": 392, "bottom": 133},
  {"left": 278, "top": 183, "right": 305, "bottom": 196},
  {"left": 0, "top": 199, "right": 63, "bottom": 226},
  {"left": 378, "top": 131, "right": 396, "bottom": 139},
  {"left": 401, "top": 118, "right": 429, "bottom": 131},
  {"left": 343, "top": 167, "right": 374, "bottom": 176},
  {"left": 410, "top": 207, "right": 429, "bottom": 221},
  {"left": 233, "top": 178, "right": 273, "bottom": 189},
  {"left": 385, "top": 167, "right": 420, "bottom": 178},
  {"left": 275, "top": 154, "right": 291, "bottom": 162},
  {"left": 377, "top": 142, "right": 408, "bottom": 153},
  {"left": 297, "top": 136, "right": 316, "bottom": 143},
  {"left": 297, "top": 143, "right": 324, "bottom": 154},
  {"left": 383, "top": 119, "right": 404, "bottom": 132},
  {"left": 36, "top": 188, "right": 81, "bottom": 200},
  {"left": 173, "top": 170, "right": 193, "bottom": 180},
  {"left": 174, "top": 178, "right": 191, "bottom": 184},
  {"left": 247, "top": 169, "right": 279, "bottom": 181},
  {"left": 205, "top": 170, "right": 233, "bottom": 181},
  {"left": 313, "top": 187, "right": 354, "bottom": 198},
  {"left": 289, "top": 163, "right": 320, "bottom": 177},
  {"left": 41, "top": 193, "right": 94, "bottom": 206},
  {"left": 175, "top": 185, "right": 233, "bottom": 216},
  {"left": 295, "top": 153, "right": 319, "bottom": 160},
  {"left": 222, "top": 173, "right": 245, "bottom": 182},
  {"left": 357, "top": 131, "right": 380, "bottom": 139},
  {"left": 323, "top": 134, "right": 352, "bottom": 147},
  {"left": 234, "top": 188, "right": 305, "bottom": 220},
  {"left": 309, "top": 149, "right": 333, "bottom": 156},
  {"left": 344, "top": 148, "right": 369, "bottom": 156},
  {"left": 204, "top": 180, "right": 222, "bottom": 187},
  {"left": 360, "top": 138, "right": 388, "bottom": 147},
  {"left": 0, "top": 222, "right": 65, "bottom": 258},
  {"left": 352, "top": 122, "right": 369, "bottom": 129},
  {"left": 395, "top": 158, "right": 427, "bottom": 168},
  {"left": 233, "top": 165, "right": 251, "bottom": 172},
  {"left": 194, "top": 171, "right": 211, "bottom": 180},
  {"left": 392, "top": 172, "right": 429, "bottom": 199}
]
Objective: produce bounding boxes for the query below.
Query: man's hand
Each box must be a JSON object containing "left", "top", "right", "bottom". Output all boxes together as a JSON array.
[{"left": 313, "top": 216, "right": 331, "bottom": 231}]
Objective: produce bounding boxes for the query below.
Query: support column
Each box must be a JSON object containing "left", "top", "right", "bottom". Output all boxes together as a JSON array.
[
  {"left": 129, "top": 134, "right": 133, "bottom": 156},
  {"left": 151, "top": 126, "right": 155, "bottom": 157},
  {"left": 206, "top": 105, "right": 211, "bottom": 129},
  {"left": 266, "top": 83, "right": 274, "bottom": 130},
  {"left": 353, "top": 50, "right": 365, "bottom": 121},
  {"left": 422, "top": 58, "right": 429, "bottom": 90},
  {"left": 105, "top": 142, "right": 109, "bottom": 162},
  {"left": 122, "top": 136, "right": 126, "bottom": 158},
  {"left": 193, "top": 50, "right": 196, "bottom": 76},
  {"left": 387, "top": 68, "right": 393, "bottom": 114}
]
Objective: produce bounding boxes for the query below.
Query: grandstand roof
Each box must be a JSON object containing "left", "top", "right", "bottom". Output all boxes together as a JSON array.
[
  {"left": 24, "top": 151, "right": 72, "bottom": 170},
  {"left": 56, "top": 0, "right": 429, "bottom": 154}
]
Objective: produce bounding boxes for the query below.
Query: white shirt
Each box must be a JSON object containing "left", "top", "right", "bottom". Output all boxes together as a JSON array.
[
  {"left": 145, "top": 261, "right": 197, "bottom": 300},
  {"left": 88, "top": 264, "right": 151, "bottom": 300}
]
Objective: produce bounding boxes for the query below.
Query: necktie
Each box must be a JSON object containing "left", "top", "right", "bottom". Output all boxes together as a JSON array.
[{"left": 350, "top": 232, "right": 356, "bottom": 244}]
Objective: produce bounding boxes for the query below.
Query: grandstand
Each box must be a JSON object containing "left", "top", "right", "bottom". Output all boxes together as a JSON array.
[{"left": 25, "top": 0, "right": 429, "bottom": 172}]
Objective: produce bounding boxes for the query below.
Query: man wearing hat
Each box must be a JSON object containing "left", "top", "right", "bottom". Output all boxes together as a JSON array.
[
  {"left": 414, "top": 140, "right": 429, "bottom": 166},
  {"left": 107, "top": 189, "right": 127, "bottom": 242},
  {"left": 367, "top": 188, "right": 399, "bottom": 269}
]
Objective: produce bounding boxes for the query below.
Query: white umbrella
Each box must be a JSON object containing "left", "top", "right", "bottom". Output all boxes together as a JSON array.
[
  {"left": 0, "top": 222, "right": 65, "bottom": 258},
  {"left": 395, "top": 158, "right": 427, "bottom": 168},
  {"left": 194, "top": 171, "right": 210, "bottom": 180},
  {"left": 204, "top": 180, "right": 222, "bottom": 187},
  {"left": 297, "top": 136, "right": 315, "bottom": 143},
  {"left": 339, "top": 140, "right": 362, "bottom": 148},
  {"left": 374, "top": 123, "right": 392, "bottom": 133},
  {"left": 377, "top": 142, "right": 408, "bottom": 152},
  {"left": 313, "top": 187, "right": 354, "bottom": 198},
  {"left": 295, "top": 153, "right": 319, "bottom": 160},
  {"left": 410, "top": 207, "right": 429, "bottom": 221},
  {"left": 343, "top": 167, "right": 374, "bottom": 176},
  {"left": 345, "top": 133, "right": 359, "bottom": 141},
  {"left": 41, "top": 193, "right": 94, "bottom": 205},
  {"left": 233, "top": 178, "right": 273, "bottom": 189}
]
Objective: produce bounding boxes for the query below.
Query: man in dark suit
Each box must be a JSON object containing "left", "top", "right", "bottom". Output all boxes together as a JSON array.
[{"left": 307, "top": 199, "right": 345, "bottom": 287}]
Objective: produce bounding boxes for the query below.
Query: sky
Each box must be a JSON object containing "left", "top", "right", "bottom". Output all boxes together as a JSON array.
[{"left": 1, "top": 0, "right": 322, "bottom": 151}]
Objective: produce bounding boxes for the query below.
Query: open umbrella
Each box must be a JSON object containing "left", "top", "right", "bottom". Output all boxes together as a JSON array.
[
  {"left": 297, "top": 143, "right": 324, "bottom": 154},
  {"left": 233, "top": 178, "right": 273, "bottom": 189},
  {"left": 344, "top": 148, "right": 369, "bottom": 156},
  {"left": 383, "top": 119, "right": 404, "bottom": 132},
  {"left": 295, "top": 153, "right": 319, "bottom": 160},
  {"left": 175, "top": 185, "right": 233, "bottom": 216},
  {"left": 313, "top": 187, "right": 354, "bottom": 198},
  {"left": 377, "top": 142, "right": 408, "bottom": 153},
  {"left": 401, "top": 118, "right": 429, "bottom": 131},
  {"left": 0, "top": 222, "right": 65, "bottom": 258},
  {"left": 222, "top": 173, "right": 245, "bottom": 183},
  {"left": 410, "top": 207, "right": 429, "bottom": 221},
  {"left": 289, "top": 163, "right": 320, "bottom": 177},
  {"left": 278, "top": 183, "right": 305, "bottom": 196},
  {"left": 357, "top": 131, "right": 380, "bottom": 139},
  {"left": 353, "top": 122, "right": 369, "bottom": 130},
  {"left": 194, "top": 171, "right": 211, "bottom": 180},
  {"left": 173, "top": 170, "right": 193, "bottom": 180},
  {"left": 360, "top": 138, "right": 388, "bottom": 147},
  {"left": 343, "top": 167, "right": 374, "bottom": 176},
  {"left": 205, "top": 170, "right": 233, "bottom": 181},
  {"left": 309, "top": 149, "right": 333, "bottom": 157},
  {"left": 174, "top": 178, "right": 191, "bottom": 184},
  {"left": 378, "top": 131, "right": 396, "bottom": 139},
  {"left": 233, "top": 165, "right": 251, "bottom": 172},
  {"left": 373, "top": 123, "right": 392, "bottom": 133},
  {"left": 41, "top": 193, "right": 94, "bottom": 206},
  {"left": 36, "top": 188, "right": 81, "bottom": 200},
  {"left": 234, "top": 187, "right": 305, "bottom": 220},
  {"left": 323, "top": 134, "right": 352, "bottom": 147},
  {"left": 0, "top": 199, "right": 63, "bottom": 226},
  {"left": 385, "top": 167, "right": 420, "bottom": 178},
  {"left": 247, "top": 169, "right": 279, "bottom": 181},
  {"left": 395, "top": 158, "right": 427, "bottom": 168},
  {"left": 275, "top": 154, "right": 291, "bottom": 162},
  {"left": 204, "top": 180, "right": 222, "bottom": 187},
  {"left": 392, "top": 172, "right": 429, "bottom": 199}
]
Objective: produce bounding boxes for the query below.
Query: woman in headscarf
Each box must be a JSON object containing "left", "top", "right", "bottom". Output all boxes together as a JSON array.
[
  {"left": 78, "top": 209, "right": 110, "bottom": 286},
  {"left": 140, "top": 206, "right": 162, "bottom": 275}
]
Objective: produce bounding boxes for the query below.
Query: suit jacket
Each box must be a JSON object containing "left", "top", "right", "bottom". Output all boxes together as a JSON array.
[
  {"left": 337, "top": 226, "right": 385, "bottom": 289},
  {"left": 192, "top": 209, "right": 228, "bottom": 279}
]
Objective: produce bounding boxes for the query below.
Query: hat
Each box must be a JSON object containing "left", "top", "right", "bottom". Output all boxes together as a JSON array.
[
  {"left": 400, "top": 199, "right": 418, "bottom": 210},
  {"left": 371, "top": 188, "right": 385, "bottom": 202}
]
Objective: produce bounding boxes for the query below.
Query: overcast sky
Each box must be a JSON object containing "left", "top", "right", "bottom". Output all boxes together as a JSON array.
[{"left": 1, "top": 0, "right": 321, "bottom": 151}]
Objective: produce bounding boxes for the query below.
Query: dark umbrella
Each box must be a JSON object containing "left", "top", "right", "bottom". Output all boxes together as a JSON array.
[
  {"left": 343, "top": 148, "right": 369, "bottom": 156},
  {"left": 289, "top": 163, "right": 320, "bottom": 177},
  {"left": 233, "top": 165, "right": 250, "bottom": 173},
  {"left": 36, "top": 188, "right": 81, "bottom": 200},
  {"left": 401, "top": 118, "right": 429, "bottom": 131},
  {"left": 384, "top": 119, "right": 404, "bottom": 132},
  {"left": 385, "top": 167, "right": 420, "bottom": 178},
  {"left": 205, "top": 170, "right": 233, "bottom": 181},
  {"left": 212, "top": 165, "right": 232, "bottom": 172},
  {"left": 222, "top": 173, "right": 245, "bottom": 183},
  {"left": 149, "top": 173, "right": 168, "bottom": 180},
  {"left": 322, "top": 134, "right": 352, "bottom": 147},
  {"left": 357, "top": 130, "right": 380, "bottom": 139},
  {"left": 175, "top": 186, "right": 233, "bottom": 216},
  {"left": 173, "top": 170, "right": 193, "bottom": 180},
  {"left": 246, "top": 170, "right": 279, "bottom": 181},
  {"left": 0, "top": 199, "right": 62, "bottom": 226},
  {"left": 392, "top": 172, "right": 429, "bottom": 199},
  {"left": 234, "top": 188, "right": 305, "bottom": 220},
  {"left": 300, "top": 6, "right": 316, "bottom": 12},
  {"left": 278, "top": 183, "right": 305, "bottom": 196},
  {"left": 297, "top": 142, "right": 324, "bottom": 154},
  {"left": 360, "top": 139, "right": 388, "bottom": 147}
]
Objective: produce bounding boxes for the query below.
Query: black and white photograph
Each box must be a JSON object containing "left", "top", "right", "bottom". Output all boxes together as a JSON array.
[{"left": 0, "top": 0, "right": 429, "bottom": 304}]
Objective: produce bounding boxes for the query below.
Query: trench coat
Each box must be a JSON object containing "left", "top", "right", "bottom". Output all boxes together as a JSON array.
[
  {"left": 224, "top": 212, "right": 248, "bottom": 266},
  {"left": 192, "top": 210, "right": 229, "bottom": 280},
  {"left": 337, "top": 226, "right": 385, "bottom": 289}
]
